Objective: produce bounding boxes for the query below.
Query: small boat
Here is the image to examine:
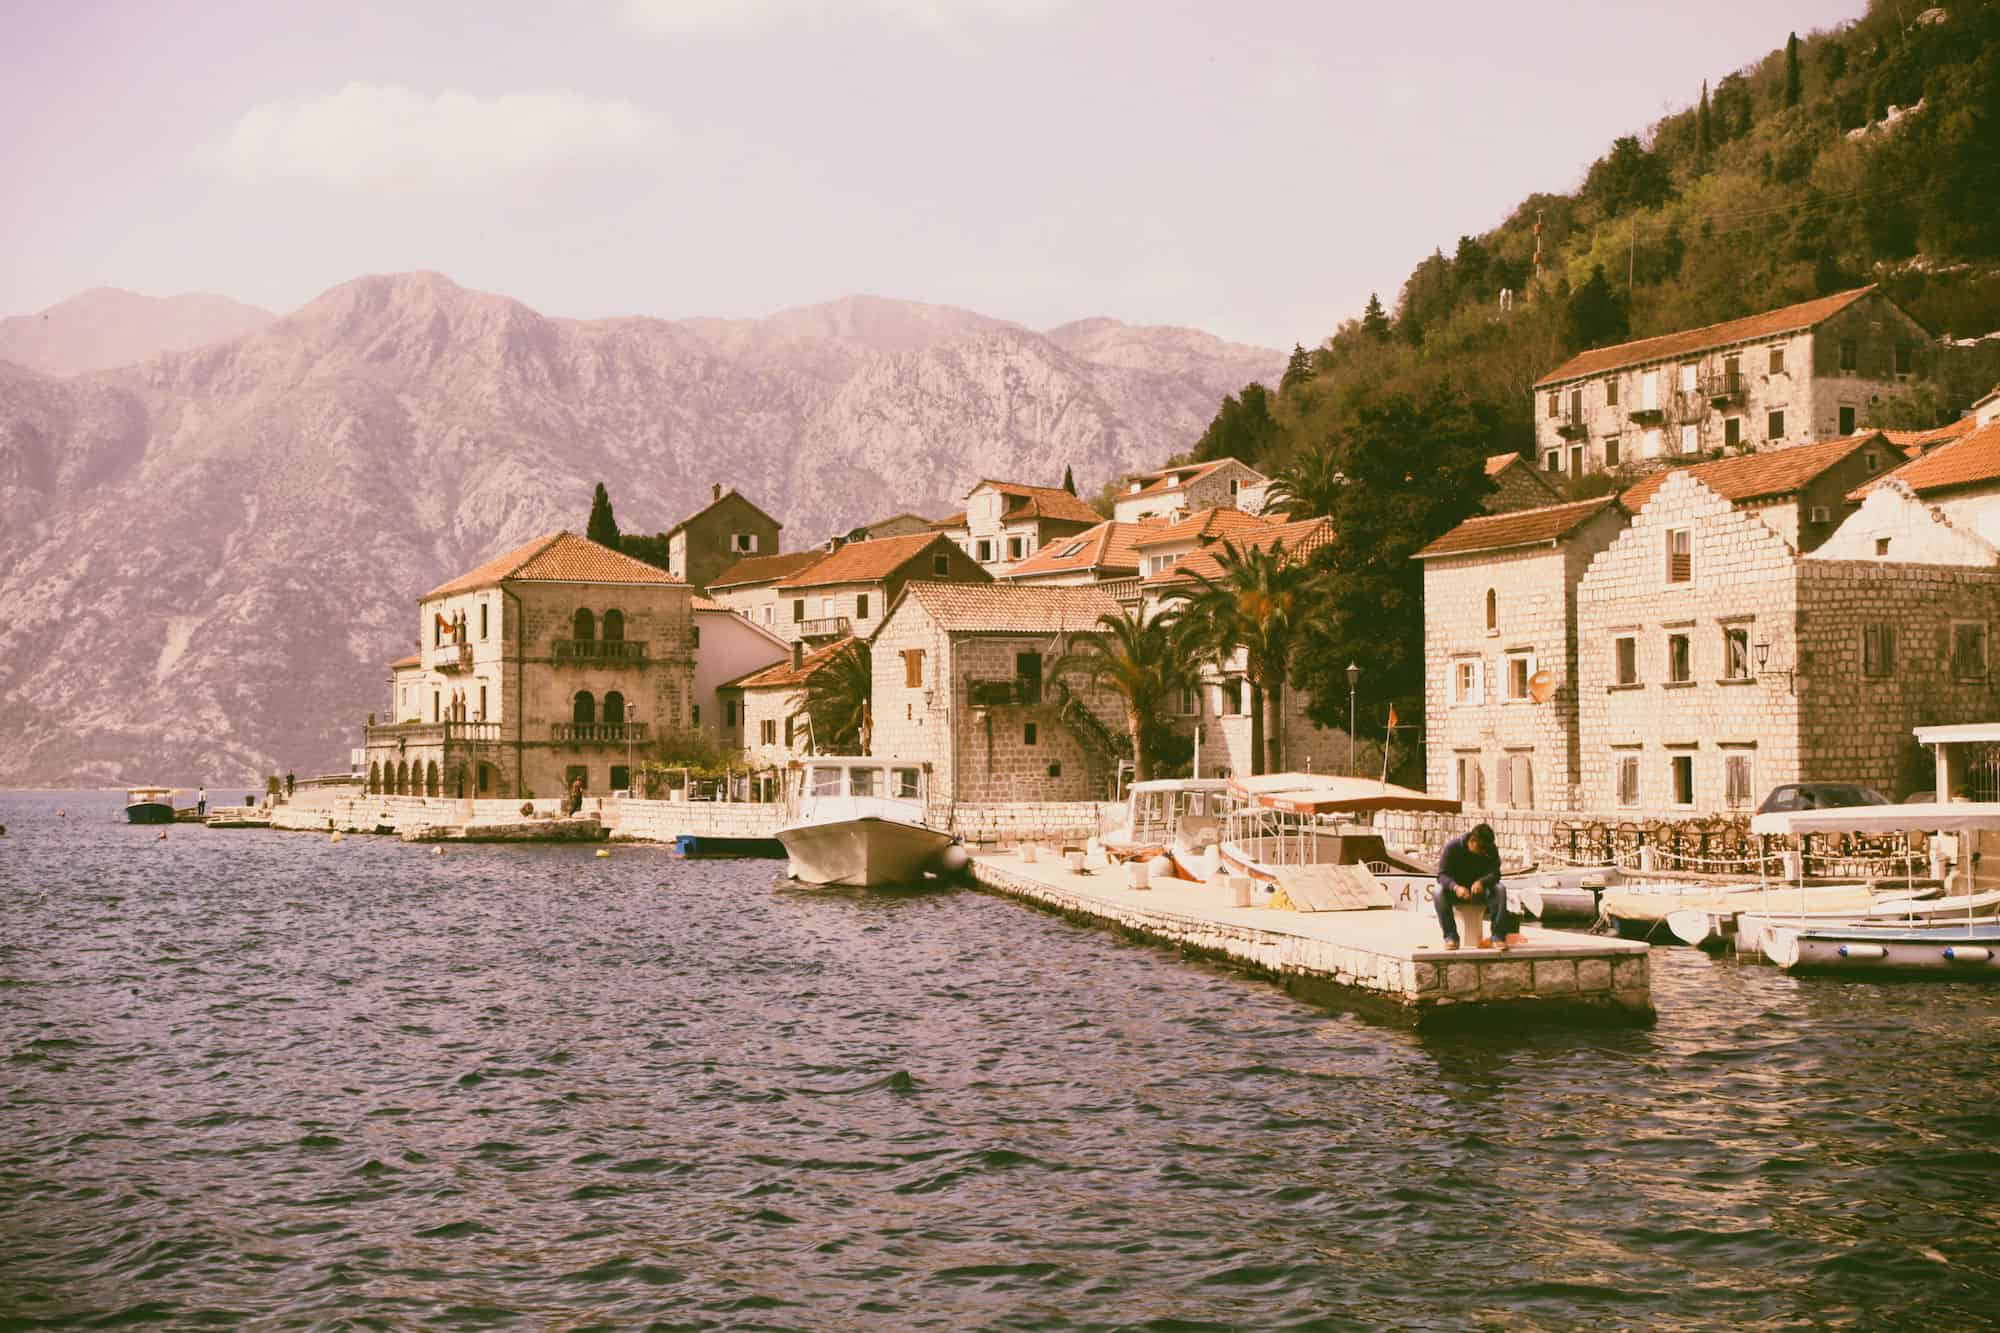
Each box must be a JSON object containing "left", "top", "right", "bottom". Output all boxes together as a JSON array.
[
  {"left": 776, "top": 757, "right": 963, "bottom": 888},
  {"left": 1097, "top": 778, "right": 1234, "bottom": 880},
  {"left": 1725, "top": 888, "right": 1987, "bottom": 957},
  {"left": 1764, "top": 920, "right": 2000, "bottom": 974},
  {"left": 124, "top": 788, "right": 179, "bottom": 824}
]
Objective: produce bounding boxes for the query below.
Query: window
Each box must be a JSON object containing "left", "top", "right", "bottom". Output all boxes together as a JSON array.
[
  {"left": 1015, "top": 651, "right": 1043, "bottom": 704},
  {"left": 1723, "top": 353, "right": 1739, "bottom": 387},
  {"left": 1604, "top": 437, "right": 1621, "bottom": 468},
  {"left": 1895, "top": 343, "right": 1913, "bottom": 376},
  {"left": 478, "top": 763, "right": 492, "bottom": 794},
  {"left": 761, "top": 606, "right": 773, "bottom": 625},
  {"left": 1952, "top": 622, "right": 1988, "bottom": 679},
  {"left": 1024, "top": 722, "right": 1038, "bottom": 746},
  {"left": 1485, "top": 589, "right": 1498, "bottom": 634},
  {"left": 819, "top": 597, "right": 834, "bottom": 620},
  {"left": 1724, "top": 417, "right": 1742, "bottom": 448},
  {"left": 1615, "top": 636, "right": 1639, "bottom": 686},
  {"left": 1769, "top": 346, "right": 1786, "bottom": 375},
  {"left": 856, "top": 593, "right": 869, "bottom": 621},
  {"left": 480, "top": 603, "right": 488, "bottom": 640},
  {"left": 1047, "top": 763, "right": 1063, "bottom": 778},
  {"left": 760, "top": 719, "right": 777, "bottom": 745},
  {"left": 725, "top": 700, "right": 739, "bottom": 726},
  {"left": 1863, "top": 624, "right": 1896, "bottom": 678},
  {"left": 792, "top": 599, "right": 804, "bottom": 623},
  {"left": 1876, "top": 537, "right": 1891, "bottom": 557},
  {"left": 1569, "top": 444, "right": 1584, "bottom": 475},
  {"left": 902, "top": 648, "right": 925, "bottom": 688},
  {"left": 1641, "top": 369, "right": 1660, "bottom": 410},
  {"left": 932, "top": 552, "right": 949, "bottom": 576},
  {"left": 810, "top": 766, "right": 840, "bottom": 796},
  {"left": 611, "top": 765, "right": 631, "bottom": 792},
  {"left": 1617, "top": 754, "right": 1641, "bottom": 807},
  {"left": 1723, "top": 627, "right": 1751, "bottom": 681},
  {"left": 1840, "top": 405, "right": 1856, "bottom": 435},
  {"left": 1768, "top": 410, "right": 1786, "bottom": 440},
  {"left": 1670, "top": 754, "right": 1695, "bottom": 807},
  {"left": 1839, "top": 339, "right": 1857, "bottom": 372},
  {"left": 784, "top": 716, "right": 796, "bottom": 747},
  {"left": 690, "top": 625, "right": 700, "bottom": 648},
  {"left": 731, "top": 532, "right": 757, "bottom": 553},
  {"left": 1725, "top": 752, "right": 1754, "bottom": 810},
  {"left": 1505, "top": 651, "right": 1535, "bottom": 701},
  {"left": 1452, "top": 658, "right": 1485, "bottom": 705},
  {"left": 1667, "top": 633, "right": 1692, "bottom": 683},
  {"left": 1177, "top": 685, "right": 1200, "bottom": 716},
  {"left": 1544, "top": 452, "right": 1560, "bottom": 473},
  {"left": 1007, "top": 536, "right": 1027, "bottom": 560},
  {"left": 893, "top": 768, "right": 920, "bottom": 799},
  {"left": 1229, "top": 478, "right": 1242, "bottom": 498},
  {"left": 1865, "top": 450, "right": 1881, "bottom": 473},
  {"left": 691, "top": 704, "right": 701, "bottom": 727},
  {"left": 1547, "top": 392, "right": 1560, "bottom": 418},
  {"left": 1666, "top": 528, "right": 1692, "bottom": 584},
  {"left": 478, "top": 685, "right": 488, "bottom": 718},
  {"left": 1569, "top": 389, "right": 1583, "bottom": 419},
  {"left": 1498, "top": 754, "right": 1533, "bottom": 810},
  {"left": 433, "top": 690, "right": 440, "bottom": 722},
  {"left": 1679, "top": 424, "right": 1698, "bottom": 455},
  {"left": 573, "top": 607, "right": 596, "bottom": 642},
  {"left": 975, "top": 539, "right": 994, "bottom": 563},
  {"left": 1643, "top": 427, "right": 1665, "bottom": 459},
  {"left": 1605, "top": 377, "right": 1618, "bottom": 407},
  {"left": 1679, "top": 363, "right": 1697, "bottom": 392},
  {"left": 1808, "top": 506, "right": 1832, "bottom": 525},
  {"left": 1453, "top": 756, "right": 1484, "bottom": 805},
  {"left": 1056, "top": 540, "right": 1088, "bottom": 559}
]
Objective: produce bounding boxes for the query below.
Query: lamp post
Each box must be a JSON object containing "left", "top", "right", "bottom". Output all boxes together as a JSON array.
[
  {"left": 626, "top": 706, "right": 639, "bottom": 794},
  {"left": 1346, "top": 662, "right": 1360, "bottom": 776}
]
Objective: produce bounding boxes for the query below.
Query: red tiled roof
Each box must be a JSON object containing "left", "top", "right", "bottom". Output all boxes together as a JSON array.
[
  {"left": 709, "top": 550, "right": 826, "bottom": 590},
  {"left": 692, "top": 594, "right": 727, "bottom": 612},
  {"left": 1535, "top": 286, "right": 1880, "bottom": 387},
  {"left": 1880, "top": 416, "right": 1980, "bottom": 456},
  {"left": 930, "top": 511, "right": 968, "bottom": 530},
  {"left": 895, "top": 581, "right": 1121, "bottom": 633},
  {"left": 1620, "top": 435, "right": 1884, "bottom": 513},
  {"left": 422, "top": 531, "right": 684, "bottom": 600},
  {"left": 1002, "top": 519, "right": 1163, "bottom": 578},
  {"left": 1852, "top": 420, "right": 2000, "bottom": 501},
  {"left": 723, "top": 637, "right": 859, "bottom": 691},
  {"left": 775, "top": 531, "right": 963, "bottom": 590},
  {"left": 967, "top": 479, "right": 1104, "bottom": 525},
  {"left": 389, "top": 652, "right": 421, "bottom": 669},
  {"left": 1123, "top": 458, "right": 1237, "bottom": 500},
  {"left": 1144, "top": 517, "right": 1334, "bottom": 588},
  {"left": 1130, "top": 506, "right": 1276, "bottom": 549},
  {"left": 1414, "top": 496, "right": 1624, "bottom": 560}
]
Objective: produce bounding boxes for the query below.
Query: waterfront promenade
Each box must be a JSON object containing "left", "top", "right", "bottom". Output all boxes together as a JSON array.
[{"left": 973, "top": 850, "right": 1654, "bottom": 1026}]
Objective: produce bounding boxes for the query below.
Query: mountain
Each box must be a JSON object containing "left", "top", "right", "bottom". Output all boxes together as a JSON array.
[
  {"left": 0, "top": 287, "right": 275, "bottom": 378},
  {"left": 0, "top": 271, "right": 1279, "bottom": 786}
]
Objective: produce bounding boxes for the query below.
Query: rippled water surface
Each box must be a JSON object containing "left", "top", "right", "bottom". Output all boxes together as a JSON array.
[{"left": 3, "top": 791, "right": 1999, "bottom": 1329}]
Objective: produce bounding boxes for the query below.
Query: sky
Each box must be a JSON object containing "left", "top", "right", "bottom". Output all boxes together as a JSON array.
[{"left": 1, "top": 0, "right": 1867, "bottom": 350}]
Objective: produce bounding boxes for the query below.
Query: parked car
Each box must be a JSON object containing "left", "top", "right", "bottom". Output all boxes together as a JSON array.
[
  {"left": 1756, "top": 782, "right": 1892, "bottom": 814},
  {"left": 1904, "top": 790, "right": 1937, "bottom": 805}
]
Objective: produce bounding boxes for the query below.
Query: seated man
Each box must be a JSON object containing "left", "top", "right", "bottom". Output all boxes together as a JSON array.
[{"left": 1433, "top": 822, "right": 1513, "bottom": 950}]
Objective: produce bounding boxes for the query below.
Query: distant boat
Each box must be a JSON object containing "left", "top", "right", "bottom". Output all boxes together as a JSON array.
[
  {"left": 776, "top": 758, "right": 962, "bottom": 887},
  {"left": 124, "top": 788, "right": 178, "bottom": 824}
]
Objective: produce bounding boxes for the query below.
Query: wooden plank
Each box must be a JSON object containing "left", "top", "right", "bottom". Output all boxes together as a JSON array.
[{"left": 1272, "top": 863, "right": 1392, "bottom": 912}]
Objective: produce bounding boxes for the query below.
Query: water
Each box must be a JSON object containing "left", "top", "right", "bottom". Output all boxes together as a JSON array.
[{"left": 2, "top": 792, "right": 1997, "bottom": 1330}]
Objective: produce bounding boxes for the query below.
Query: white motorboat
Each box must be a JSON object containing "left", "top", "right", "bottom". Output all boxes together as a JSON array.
[
  {"left": 1726, "top": 889, "right": 1992, "bottom": 958},
  {"left": 1214, "top": 774, "right": 1459, "bottom": 906},
  {"left": 124, "top": 787, "right": 179, "bottom": 824},
  {"left": 776, "top": 757, "right": 963, "bottom": 888},
  {"left": 1097, "top": 778, "right": 1234, "bottom": 880}
]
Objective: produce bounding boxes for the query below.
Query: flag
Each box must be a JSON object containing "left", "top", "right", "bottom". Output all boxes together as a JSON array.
[
  {"left": 1386, "top": 704, "right": 1398, "bottom": 729},
  {"left": 435, "top": 611, "right": 454, "bottom": 638}
]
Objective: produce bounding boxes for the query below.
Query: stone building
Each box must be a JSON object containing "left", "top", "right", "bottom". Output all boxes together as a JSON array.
[
  {"left": 1815, "top": 478, "right": 2000, "bottom": 566},
  {"left": 1617, "top": 433, "right": 1899, "bottom": 554},
  {"left": 1415, "top": 496, "right": 1629, "bottom": 811},
  {"left": 705, "top": 550, "right": 829, "bottom": 636},
  {"left": 1532, "top": 286, "right": 1932, "bottom": 480},
  {"left": 725, "top": 638, "right": 859, "bottom": 770},
  {"left": 825, "top": 513, "right": 936, "bottom": 547},
  {"left": 691, "top": 595, "right": 787, "bottom": 750},
  {"left": 868, "top": 582, "right": 1129, "bottom": 822},
  {"left": 364, "top": 531, "right": 695, "bottom": 802},
  {"left": 1576, "top": 472, "right": 2000, "bottom": 814},
  {"left": 999, "top": 518, "right": 1161, "bottom": 586},
  {"left": 1851, "top": 419, "right": 2000, "bottom": 546},
  {"left": 665, "top": 485, "right": 784, "bottom": 591},
  {"left": 1130, "top": 507, "right": 1275, "bottom": 583},
  {"left": 1484, "top": 452, "right": 1565, "bottom": 513},
  {"left": 1111, "top": 458, "right": 1268, "bottom": 524},
  {"left": 931, "top": 479, "right": 1104, "bottom": 576},
  {"left": 770, "top": 531, "right": 990, "bottom": 645}
]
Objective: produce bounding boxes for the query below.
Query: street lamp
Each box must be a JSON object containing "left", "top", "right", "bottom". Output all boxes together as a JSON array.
[
  {"left": 1346, "top": 662, "right": 1360, "bottom": 776},
  {"left": 626, "top": 706, "right": 639, "bottom": 794}
]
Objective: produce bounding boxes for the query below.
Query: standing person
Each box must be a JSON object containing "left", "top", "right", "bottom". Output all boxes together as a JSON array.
[
  {"left": 196, "top": 786, "right": 207, "bottom": 817},
  {"left": 568, "top": 777, "right": 584, "bottom": 815},
  {"left": 1433, "top": 822, "right": 1512, "bottom": 950},
  {"left": 285, "top": 769, "right": 296, "bottom": 799}
]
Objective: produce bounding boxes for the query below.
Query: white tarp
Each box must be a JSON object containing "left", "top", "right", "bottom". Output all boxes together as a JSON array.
[{"left": 1749, "top": 801, "right": 2000, "bottom": 837}]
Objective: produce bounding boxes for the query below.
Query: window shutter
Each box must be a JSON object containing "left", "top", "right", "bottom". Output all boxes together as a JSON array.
[
  {"left": 1517, "top": 757, "right": 1534, "bottom": 809},
  {"left": 1496, "top": 757, "right": 1512, "bottom": 807}
]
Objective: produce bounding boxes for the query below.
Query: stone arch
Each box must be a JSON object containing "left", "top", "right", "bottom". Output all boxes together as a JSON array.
[
  {"left": 477, "top": 762, "right": 494, "bottom": 794},
  {"left": 573, "top": 691, "right": 596, "bottom": 726},
  {"left": 396, "top": 760, "right": 410, "bottom": 795},
  {"left": 368, "top": 762, "right": 381, "bottom": 795},
  {"left": 572, "top": 607, "right": 596, "bottom": 642},
  {"left": 426, "top": 761, "right": 440, "bottom": 797},
  {"left": 601, "top": 608, "right": 624, "bottom": 641},
  {"left": 602, "top": 690, "right": 625, "bottom": 725}
]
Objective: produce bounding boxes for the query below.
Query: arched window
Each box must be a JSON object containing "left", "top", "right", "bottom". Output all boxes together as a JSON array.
[
  {"left": 396, "top": 760, "right": 410, "bottom": 795},
  {"left": 573, "top": 691, "right": 596, "bottom": 725},
  {"left": 368, "top": 762, "right": 380, "bottom": 795},
  {"left": 603, "top": 691, "right": 625, "bottom": 725},
  {"left": 572, "top": 608, "right": 596, "bottom": 642},
  {"left": 601, "top": 608, "right": 624, "bottom": 642},
  {"left": 426, "top": 761, "right": 440, "bottom": 797},
  {"left": 1485, "top": 589, "right": 1498, "bottom": 633}
]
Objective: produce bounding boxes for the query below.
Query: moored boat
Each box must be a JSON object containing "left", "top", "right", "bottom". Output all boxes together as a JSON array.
[
  {"left": 124, "top": 788, "right": 179, "bottom": 824},
  {"left": 1097, "top": 777, "right": 1235, "bottom": 880},
  {"left": 1764, "top": 920, "right": 2000, "bottom": 974},
  {"left": 776, "top": 757, "right": 962, "bottom": 888}
]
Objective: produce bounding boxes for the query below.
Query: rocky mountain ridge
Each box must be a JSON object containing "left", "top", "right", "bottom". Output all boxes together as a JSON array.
[{"left": 0, "top": 271, "right": 1280, "bottom": 785}]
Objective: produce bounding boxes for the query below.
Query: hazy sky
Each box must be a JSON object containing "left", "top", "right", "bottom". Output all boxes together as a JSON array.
[{"left": 2, "top": 0, "right": 1864, "bottom": 348}]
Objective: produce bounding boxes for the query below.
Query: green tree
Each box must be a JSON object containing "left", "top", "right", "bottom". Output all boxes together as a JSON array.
[
  {"left": 1784, "top": 31, "right": 1803, "bottom": 108},
  {"left": 1565, "top": 263, "right": 1628, "bottom": 349},
  {"left": 1192, "top": 382, "right": 1281, "bottom": 464},
  {"left": 1263, "top": 444, "right": 1346, "bottom": 518},
  {"left": 1281, "top": 343, "right": 1315, "bottom": 393},
  {"left": 1696, "top": 81, "right": 1713, "bottom": 171},
  {"left": 1062, "top": 463, "right": 1077, "bottom": 495},
  {"left": 800, "top": 640, "right": 873, "bottom": 754},
  {"left": 586, "top": 482, "right": 621, "bottom": 548},
  {"left": 1360, "top": 293, "right": 1392, "bottom": 341},
  {"left": 1582, "top": 136, "right": 1673, "bottom": 217},
  {"left": 1059, "top": 608, "right": 1196, "bottom": 783},
  {"left": 1184, "top": 536, "right": 1318, "bottom": 775}
]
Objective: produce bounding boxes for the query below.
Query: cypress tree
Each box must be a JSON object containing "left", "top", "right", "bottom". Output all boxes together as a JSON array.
[
  {"left": 1360, "top": 293, "right": 1392, "bottom": 341},
  {"left": 586, "top": 482, "right": 621, "bottom": 548},
  {"left": 1696, "top": 81, "right": 1713, "bottom": 172},
  {"left": 1061, "top": 464, "right": 1077, "bottom": 495},
  {"left": 1784, "top": 32, "right": 1802, "bottom": 108}
]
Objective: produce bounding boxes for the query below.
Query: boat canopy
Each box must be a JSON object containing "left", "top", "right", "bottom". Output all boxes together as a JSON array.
[
  {"left": 1127, "top": 778, "right": 1234, "bottom": 795},
  {"left": 1749, "top": 801, "right": 2000, "bottom": 837},
  {"left": 1225, "top": 773, "right": 1461, "bottom": 817}
]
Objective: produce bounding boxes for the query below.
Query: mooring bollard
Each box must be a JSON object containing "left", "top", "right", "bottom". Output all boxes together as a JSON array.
[
  {"left": 1127, "top": 859, "right": 1150, "bottom": 891},
  {"left": 1228, "top": 875, "right": 1253, "bottom": 908}
]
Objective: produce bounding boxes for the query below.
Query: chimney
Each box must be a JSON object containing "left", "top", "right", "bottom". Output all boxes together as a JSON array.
[
  {"left": 712, "top": 483, "right": 722, "bottom": 502},
  {"left": 791, "top": 641, "right": 804, "bottom": 671}
]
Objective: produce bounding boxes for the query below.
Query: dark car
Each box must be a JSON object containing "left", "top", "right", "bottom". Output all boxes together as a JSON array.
[{"left": 1756, "top": 782, "right": 1892, "bottom": 814}]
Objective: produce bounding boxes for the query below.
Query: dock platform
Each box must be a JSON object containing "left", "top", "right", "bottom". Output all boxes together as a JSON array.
[{"left": 971, "top": 851, "right": 1653, "bottom": 1026}]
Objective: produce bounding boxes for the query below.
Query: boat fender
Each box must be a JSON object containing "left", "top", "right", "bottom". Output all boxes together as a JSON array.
[
  {"left": 935, "top": 842, "right": 970, "bottom": 875},
  {"left": 1837, "top": 943, "right": 1888, "bottom": 960},
  {"left": 1943, "top": 946, "right": 1992, "bottom": 962},
  {"left": 1666, "top": 909, "right": 1713, "bottom": 948},
  {"left": 331, "top": 832, "right": 344, "bottom": 844},
  {"left": 595, "top": 849, "right": 611, "bottom": 858},
  {"left": 157, "top": 831, "right": 168, "bottom": 841}
]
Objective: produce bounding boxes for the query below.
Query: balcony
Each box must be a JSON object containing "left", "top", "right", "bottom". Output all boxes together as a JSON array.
[
  {"left": 1627, "top": 406, "right": 1665, "bottom": 425},
  {"left": 551, "top": 721, "right": 650, "bottom": 745},
  {"left": 366, "top": 720, "right": 502, "bottom": 746},
  {"left": 433, "top": 642, "right": 473, "bottom": 673},
  {"left": 968, "top": 677, "right": 1042, "bottom": 707},
  {"left": 1556, "top": 414, "right": 1588, "bottom": 441},
  {"left": 1701, "top": 371, "right": 1745, "bottom": 407},
  {"left": 797, "top": 616, "right": 851, "bottom": 641},
  {"left": 552, "top": 639, "right": 649, "bottom": 666}
]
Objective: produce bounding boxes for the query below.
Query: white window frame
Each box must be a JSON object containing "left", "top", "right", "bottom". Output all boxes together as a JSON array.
[
  {"left": 1679, "top": 424, "right": 1699, "bottom": 455},
  {"left": 1679, "top": 362, "right": 1697, "bottom": 393},
  {"left": 1451, "top": 658, "right": 1486, "bottom": 706},
  {"left": 1670, "top": 753, "right": 1696, "bottom": 809},
  {"left": 1614, "top": 635, "right": 1639, "bottom": 686},
  {"left": 730, "top": 531, "right": 757, "bottom": 554},
  {"left": 1504, "top": 650, "right": 1536, "bottom": 702},
  {"left": 1665, "top": 527, "right": 1692, "bottom": 585},
  {"left": 1723, "top": 625, "right": 1752, "bottom": 681},
  {"left": 1666, "top": 632, "right": 1692, "bottom": 684}
]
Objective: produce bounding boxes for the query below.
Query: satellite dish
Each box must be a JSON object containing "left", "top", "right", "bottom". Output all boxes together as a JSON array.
[{"left": 1528, "top": 669, "right": 1556, "bottom": 703}]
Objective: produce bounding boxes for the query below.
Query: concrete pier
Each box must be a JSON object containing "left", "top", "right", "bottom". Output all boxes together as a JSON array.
[{"left": 972, "top": 851, "right": 1654, "bottom": 1026}]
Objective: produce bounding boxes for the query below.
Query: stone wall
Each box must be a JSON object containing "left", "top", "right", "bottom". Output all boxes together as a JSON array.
[
  {"left": 948, "top": 801, "right": 1117, "bottom": 844},
  {"left": 1814, "top": 480, "right": 2000, "bottom": 565},
  {"left": 608, "top": 798, "right": 786, "bottom": 842}
]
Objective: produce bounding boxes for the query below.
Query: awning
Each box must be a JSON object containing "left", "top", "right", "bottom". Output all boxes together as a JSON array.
[
  {"left": 1227, "top": 773, "right": 1462, "bottom": 817},
  {"left": 1749, "top": 801, "right": 2000, "bottom": 837}
]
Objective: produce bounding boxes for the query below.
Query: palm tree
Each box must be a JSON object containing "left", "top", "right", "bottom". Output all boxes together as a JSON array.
[
  {"left": 1058, "top": 607, "right": 1195, "bottom": 783},
  {"left": 1184, "top": 537, "right": 1317, "bottom": 775},
  {"left": 800, "top": 639, "right": 872, "bottom": 754},
  {"left": 1262, "top": 444, "right": 1346, "bottom": 518}
]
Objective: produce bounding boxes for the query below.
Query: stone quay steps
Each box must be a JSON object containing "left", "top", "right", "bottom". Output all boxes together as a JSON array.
[{"left": 971, "top": 851, "right": 1654, "bottom": 1027}]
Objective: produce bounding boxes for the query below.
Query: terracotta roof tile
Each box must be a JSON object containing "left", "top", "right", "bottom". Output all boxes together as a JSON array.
[
  {"left": 775, "top": 531, "right": 963, "bottom": 590},
  {"left": 1414, "top": 496, "right": 1624, "bottom": 560},
  {"left": 708, "top": 550, "right": 826, "bottom": 590},
  {"left": 1852, "top": 420, "right": 2000, "bottom": 501},
  {"left": 930, "top": 511, "right": 968, "bottom": 530},
  {"left": 1002, "top": 519, "right": 1164, "bottom": 578},
  {"left": 723, "top": 637, "right": 859, "bottom": 691},
  {"left": 1619, "top": 435, "right": 1882, "bottom": 513},
  {"left": 969, "top": 479, "right": 1104, "bottom": 524},
  {"left": 1535, "top": 286, "right": 1880, "bottom": 388},
  {"left": 1144, "top": 517, "right": 1334, "bottom": 588},
  {"left": 389, "top": 652, "right": 422, "bottom": 668},
  {"left": 897, "top": 581, "right": 1121, "bottom": 633},
  {"left": 1879, "top": 415, "right": 1980, "bottom": 455},
  {"left": 1131, "top": 506, "right": 1276, "bottom": 549},
  {"left": 422, "top": 531, "right": 684, "bottom": 600},
  {"left": 1123, "top": 458, "right": 1255, "bottom": 500}
]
